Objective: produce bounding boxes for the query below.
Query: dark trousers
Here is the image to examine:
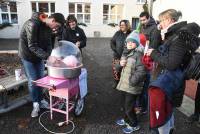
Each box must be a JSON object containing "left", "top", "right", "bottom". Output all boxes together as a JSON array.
[
  {"left": 139, "top": 72, "right": 150, "bottom": 111},
  {"left": 195, "top": 83, "right": 200, "bottom": 115},
  {"left": 122, "top": 91, "right": 138, "bottom": 127}
]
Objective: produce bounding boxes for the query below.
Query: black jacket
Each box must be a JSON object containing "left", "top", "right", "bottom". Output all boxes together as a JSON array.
[
  {"left": 110, "top": 30, "right": 131, "bottom": 59},
  {"left": 62, "top": 26, "right": 87, "bottom": 49},
  {"left": 18, "top": 13, "right": 52, "bottom": 62},
  {"left": 141, "top": 17, "right": 161, "bottom": 49},
  {"left": 150, "top": 21, "right": 188, "bottom": 70}
]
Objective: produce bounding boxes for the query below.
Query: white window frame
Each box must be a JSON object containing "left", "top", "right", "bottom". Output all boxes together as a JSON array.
[
  {"left": 68, "top": 3, "right": 91, "bottom": 24},
  {"left": 103, "top": 4, "right": 123, "bottom": 25},
  {"left": 0, "top": 1, "right": 18, "bottom": 24},
  {"left": 31, "top": 2, "right": 55, "bottom": 16},
  {"left": 136, "top": 0, "right": 146, "bottom": 4}
]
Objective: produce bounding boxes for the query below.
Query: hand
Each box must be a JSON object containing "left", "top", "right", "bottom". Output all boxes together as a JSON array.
[
  {"left": 120, "top": 59, "right": 127, "bottom": 67},
  {"left": 76, "top": 41, "right": 80, "bottom": 47},
  {"left": 146, "top": 49, "right": 154, "bottom": 56}
]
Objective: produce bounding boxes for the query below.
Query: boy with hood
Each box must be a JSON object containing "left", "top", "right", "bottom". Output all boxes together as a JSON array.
[{"left": 115, "top": 31, "right": 146, "bottom": 133}]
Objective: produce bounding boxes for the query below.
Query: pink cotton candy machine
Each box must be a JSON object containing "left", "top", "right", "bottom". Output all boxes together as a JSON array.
[{"left": 46, "top": 41, "right": 83, "bottom": 79}]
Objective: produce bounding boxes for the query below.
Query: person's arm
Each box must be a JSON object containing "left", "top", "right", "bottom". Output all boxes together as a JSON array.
[
  {"left": 110, "top": 32, "right": 120, "bottom": 58},
  {"left": 130, "top": 54, "right": 146, "bottom": 86},
  {"left": 79, "top": 28, "right": 87, "bottom": 48},
  {"left": 26, "top": 22, "right": 50, "bottom": 60},
  {"left": 150, "top": 38, "right": 187, "bottom": 70}
]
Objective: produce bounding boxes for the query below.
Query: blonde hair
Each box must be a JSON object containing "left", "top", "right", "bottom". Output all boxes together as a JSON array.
[{"left": 159, "top": 9, "right": 182, "bottom": 22}]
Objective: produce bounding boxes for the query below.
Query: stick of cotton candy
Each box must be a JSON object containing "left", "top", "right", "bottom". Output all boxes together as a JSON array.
[{"left": 63, "top": 55, "right": 78, "bottom": 68}]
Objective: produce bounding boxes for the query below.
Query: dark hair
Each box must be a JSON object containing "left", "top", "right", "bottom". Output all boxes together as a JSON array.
[
  {"left": 66, "top": 15, "right": 77, "bottom": 24},
  {"left": 119, "top": 20, "right": 131, "bottom": 32},
  {"left": 49, "top": 13, "right": 65, "bottom": 25},
  {"left": 139, "top": 11, "right": 150, "bottom": 19}
]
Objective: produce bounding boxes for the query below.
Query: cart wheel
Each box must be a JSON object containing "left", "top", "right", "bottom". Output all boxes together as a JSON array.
[{"left": 74, "top": 97, "right": 84, "bottom": 116}]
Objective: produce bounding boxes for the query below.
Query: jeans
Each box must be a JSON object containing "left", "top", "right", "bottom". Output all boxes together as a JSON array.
[
  {"left": 158, "top": 114, "right": 174, "bottom": 134},
  {"left": 21, "top": 59, "right": 44, "bottom": 102},
  {"left": 151, "top": 114, "right": 174, "bottom": 134}
]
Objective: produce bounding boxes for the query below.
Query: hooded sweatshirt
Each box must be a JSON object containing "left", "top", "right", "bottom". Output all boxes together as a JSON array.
[{"left": 140, "top": 17, "right": 162, "bottom": 49}]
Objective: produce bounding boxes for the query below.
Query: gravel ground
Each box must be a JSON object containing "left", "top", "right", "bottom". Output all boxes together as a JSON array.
[{"left": 0, "top": 38, "right": 200, "bottom": 134}]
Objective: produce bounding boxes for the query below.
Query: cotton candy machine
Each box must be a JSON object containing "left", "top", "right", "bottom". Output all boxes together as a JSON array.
[{"left": 46, "top": 40, "right": 83, "bottom": 79}]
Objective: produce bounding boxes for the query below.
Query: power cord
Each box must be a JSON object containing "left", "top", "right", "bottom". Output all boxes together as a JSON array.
[{"left": 39, "top": 111, "right": 75, "bottom": 134}]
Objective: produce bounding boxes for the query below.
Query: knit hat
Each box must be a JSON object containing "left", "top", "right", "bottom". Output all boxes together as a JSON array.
[
  {"left": 139, "top": 34, "right": 147, "bottom": 47},
  {"left": 126, "top": 31, "right": 140, "bottom": 47}
]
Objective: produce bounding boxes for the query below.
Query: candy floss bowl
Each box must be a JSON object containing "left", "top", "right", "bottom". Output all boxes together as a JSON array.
[{"left": 46, "top": 40, "right": 83, "bottom": 79}]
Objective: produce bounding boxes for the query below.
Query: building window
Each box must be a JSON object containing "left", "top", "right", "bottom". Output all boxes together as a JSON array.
[
  {"left": 137, "top": 0, "right": 146, "bottom": 4},
  {"left": 31, "top": 2, "right": 55, "bottom": 16},
  {"left": 0, "top": 2, "right": 18, "bottom": 24},
  {"left": 132, "top": 17, "right": 139, "bottom": 30},
  {"left": 103, "top": 4, "right": 123, "bottom": 24},
  {"left": 69, "top": 3, "right": 91, "bottom": 24}
]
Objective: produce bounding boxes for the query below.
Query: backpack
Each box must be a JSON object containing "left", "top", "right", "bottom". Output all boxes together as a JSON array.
[{"left": 177, "top": 22, "right": 200, "bottom": 80}]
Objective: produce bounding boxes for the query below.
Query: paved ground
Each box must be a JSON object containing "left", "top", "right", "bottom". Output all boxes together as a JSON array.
[{"left": 0, "top": 38, "right": 200, "bottom": 134}]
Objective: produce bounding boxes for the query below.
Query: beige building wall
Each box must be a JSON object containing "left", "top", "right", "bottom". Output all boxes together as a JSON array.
[
  {"left": 152, "top": 0, "right": 200, "bottom": 24},
  {"left": 0, "top": 0, "right": 145, "bottom": 38}
]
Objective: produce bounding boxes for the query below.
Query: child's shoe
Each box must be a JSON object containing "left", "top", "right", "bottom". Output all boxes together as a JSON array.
[
  {"left": 122, "top": 124, "right": 140, "bottom": 133},
  {"left": 116, "top": 118, "right": 127, "bottom": 126}
]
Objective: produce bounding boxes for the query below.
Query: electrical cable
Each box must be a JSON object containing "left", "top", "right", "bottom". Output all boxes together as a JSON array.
[{"left": 39, "top": 111, "right": 75, "bottom": 134}]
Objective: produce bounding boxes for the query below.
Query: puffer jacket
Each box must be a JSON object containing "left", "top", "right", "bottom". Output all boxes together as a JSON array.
[
  {"left": 140, "top": 17, "right": 161, "bottom": 49},
  {"left": 150, "top": 21, "right": 188, "bottom": 70},
  {"left": 117, "top": 48, "right": 146, "bottom": 95},
  {"left": 110, "top": 30, "right": 131, "bottom": 59},
  {"left": 150, "top": 21, "right": 189, "bottom": 107},
  {"left": 18, "top": 12, "right": 52, "bottom": 63}
]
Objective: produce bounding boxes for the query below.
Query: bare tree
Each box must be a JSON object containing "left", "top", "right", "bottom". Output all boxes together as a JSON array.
[{"left": 144, "top": 0, "right": 156, "bottom": 15}]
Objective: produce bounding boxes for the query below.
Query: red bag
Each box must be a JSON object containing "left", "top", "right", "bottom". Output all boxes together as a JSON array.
[{"left": 149, "top": 87, "right": 173, "bottom": 128}]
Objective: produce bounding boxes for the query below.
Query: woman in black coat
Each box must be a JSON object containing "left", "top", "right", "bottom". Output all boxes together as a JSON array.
[
  {"left": 62, "top": 15, "right": 87, "bottom": 52},
  {"left": 110, "top": 20, "right": 131, "bottom": 88},
  {"left": 146, "top": 9, "right": 189, "bottom": 134}
]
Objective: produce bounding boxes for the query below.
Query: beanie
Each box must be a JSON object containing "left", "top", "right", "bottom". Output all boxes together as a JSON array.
[
  {"left": 126, "top": 31, "right": 140, "bottom": 47},
  {"left": 139, "top": 34, "right": 147, "bottom": 47}
]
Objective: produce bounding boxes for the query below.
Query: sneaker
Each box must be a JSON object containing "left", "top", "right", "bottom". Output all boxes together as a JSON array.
[
  {"left": 31, "top": 102, "right": 40, "bottom": 118},
  {"left": 122, "top": 124, "right": 140, "bottom": 134},
  {"left": 187, "top": 114, "right": 199, "bottom": 123},
  {"left": 40, "top": 99, "right": 49, "bottom": 109},
  {"left": 116, "top": 119, "right": 127, "bottom": 126}
]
